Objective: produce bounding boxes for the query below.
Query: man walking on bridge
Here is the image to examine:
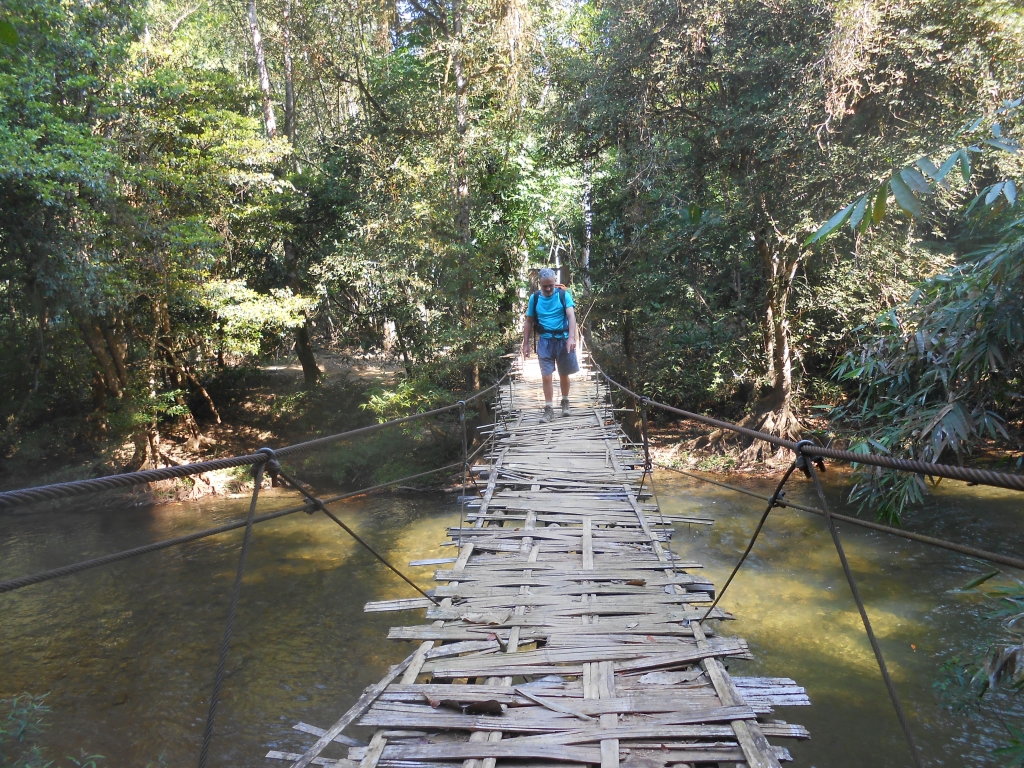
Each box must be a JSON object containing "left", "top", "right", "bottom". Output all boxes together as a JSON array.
[{"left": 522, "top": 268, "right": 579, "bottom": 423}]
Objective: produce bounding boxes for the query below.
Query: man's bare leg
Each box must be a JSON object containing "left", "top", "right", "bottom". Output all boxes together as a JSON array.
[
  {"left": 540, "top": 374, "right": 556, "bottom": 422},
  {"left": 560, "top": 375, "right": 571, "bottom": 416}
]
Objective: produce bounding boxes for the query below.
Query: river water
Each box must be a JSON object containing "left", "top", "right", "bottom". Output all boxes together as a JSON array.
[{"left": 1, "top": 471, "right": 1022, "bottom": 766}]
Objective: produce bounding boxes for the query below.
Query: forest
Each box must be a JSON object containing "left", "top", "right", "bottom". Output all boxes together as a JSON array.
[
  {"left": 0, "top": 0, "right": 1023, "bottom": 512},
  {"left": 3, "top": 0, "right": 1024, "bottom": 763}
]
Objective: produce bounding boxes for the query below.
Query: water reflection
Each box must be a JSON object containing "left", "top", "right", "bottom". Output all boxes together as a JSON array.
[
  {"left": 2, "top": 472, "right": 1022, "bottom": 765},
  {"left": 659, "top": 468, "right": 1024, "bottom": 767},
  {"left": 1, "top": 489, "right": 452, "bottom": 765}
]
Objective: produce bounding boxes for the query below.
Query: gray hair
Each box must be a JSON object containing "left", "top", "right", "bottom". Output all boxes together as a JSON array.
[{"left": 538, "top": 268, "right": 557, "bottom": 281}]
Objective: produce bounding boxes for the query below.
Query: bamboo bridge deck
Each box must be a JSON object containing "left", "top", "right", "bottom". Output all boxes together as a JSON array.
[{"left": 268, "top": 351, "right": 810, "bottom": 768}]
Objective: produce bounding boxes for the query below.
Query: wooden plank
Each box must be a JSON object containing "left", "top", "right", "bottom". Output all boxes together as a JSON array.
[
  {"left": 288, "top": 651, "right": 416, "bottom": 768},
  {"left": 269, "top": 352, "right": 807, "bottom": 768},
  {"left": 691, "top": 620, "right": 782, "bottom": 768},
  {"left": 292, "top": 722, "right": 367, "bottom": 747},
  {"left": 364, "top": 598, "right": 434, "bottom": 613}
]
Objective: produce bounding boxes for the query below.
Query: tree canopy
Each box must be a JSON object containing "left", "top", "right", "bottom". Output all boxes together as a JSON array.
[{"left": 0, "top": 0, "right": 1021, "bottom": 500}]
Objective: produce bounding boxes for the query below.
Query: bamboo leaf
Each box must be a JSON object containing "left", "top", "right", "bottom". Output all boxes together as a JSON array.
[
  {"left": 958, "top": 149, "right": 971, "bottom": 182},
  {"left": 983, "top": 138, "right": 1021, "bottom": 155},
  {"left": 962, "top": 571, "right": 1001, "bottom": 591},
  {"left": 900, "top": 167, "right": 931, "bottom": 194},
  {"left": 872, "top": 183, "right": 888, "bottom": 224},
  {"left": 849, "top": 194, "right": 868, "bottom": 232},
  {"left": 1003, "top": 180, "right": 1017, "bottom": 206},
  {"left": 986, "top": 183, "right": 1004, "bottom": 206},
  {"left": 936, "top": 152, "right": 959, "bottom": 182},
  {"left": 806, "top": 202, "right": 855, "bottom": 244},
  {"left": 916, "top": 157, "right": 940, "bottom": 179},
  {"left": 889, "top": 175, "right": 923, "bottom": 217}
]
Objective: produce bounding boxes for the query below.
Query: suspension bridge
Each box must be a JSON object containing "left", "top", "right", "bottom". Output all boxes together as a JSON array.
[
  {"left": 4, "top": 339, "right": 1024, "bottom": 767},
  {"left": 267, "top": 350, "right": 810, "bottom": 768}
]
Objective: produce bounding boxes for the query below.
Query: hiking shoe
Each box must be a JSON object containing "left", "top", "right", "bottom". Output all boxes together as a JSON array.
[
  {"left": 561, "top": 398, "right": 571, "bottom": 417},
  {"left": 539, "top": 405, "right": 555, "bottom": 423}
]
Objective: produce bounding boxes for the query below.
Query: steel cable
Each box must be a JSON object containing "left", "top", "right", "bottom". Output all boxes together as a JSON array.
[
  {"left": 637, "top": 401, "right": 678, "bottom": 574},
  {"left": 805, "top": 457, "right": 925, "bottom": 768},
  {"left": 197, "top": 458, "right": 266, "bottom": 768},
  {"left": 0, "top": 463, "right": 460, "bottom": 595},
  {"left": 588, "top": 358, "right": 1024, "bottom": 493},
  {"left": 0, "top": 374, "right": 510, "bottom": 511},
  {"left": 697, "top": 463, "right": 800, "bottom": 624},
  {"left": 272, "top": 465, "right": 439, "bottom": 605},
  {"left": 654, "top": 461, "right": 1024, "bottom": 572}
]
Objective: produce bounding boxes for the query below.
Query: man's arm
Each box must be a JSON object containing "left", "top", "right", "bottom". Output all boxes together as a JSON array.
[
  {"left": 565, "top": 307, "right": 577, "bottom": 353},
  {"left": 521, "top": 314, "right": 532, "bottom": 358}
]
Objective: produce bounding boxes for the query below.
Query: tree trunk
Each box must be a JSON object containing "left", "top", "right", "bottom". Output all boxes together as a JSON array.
[
  {"left": 581, "top": 160, "right": 593, "bottom": 292},
  {"left": 247, "top": 0, "right": 277, "bottom": 139},
  {"left": 736, "top": 234, "right": 800, "bottom": 458},
  {"left": 278, "top": 11, "right": 319, "bottom": 388},
  {"left": 692, "top": 235, "right": 801, "bottom": 461},
  {"left": 283, "top": 0, "right": 296, "bottom": 143},
  {"left": 283, "top": 239, "right": 321, "bottom": 387},
  {"left": 452, "top": 0, "right": 470, "bottom": 258},
  {"left": 452, "top": 0, "right": 476, "bottom": 389},
  {"left": 74, "top": 312, "right": 124, "bottom": 399}
]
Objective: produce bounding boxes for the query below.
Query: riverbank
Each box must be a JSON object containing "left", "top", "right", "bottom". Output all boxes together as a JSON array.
[{"left": 0, "top": 351, "right": 417, "bottom": 502}]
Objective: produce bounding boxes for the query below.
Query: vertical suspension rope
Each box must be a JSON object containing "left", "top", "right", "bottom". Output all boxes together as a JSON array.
[
  {"left": 197, "top": 454, "right": 268, "bottom": 768},
  {"left": 638, "top": 400, "right": 678, "bottom": 574},
  {"left": 697, "top": 463, "right": 799, "bottom": 624},
  {"left": 458, "top": 401, "right": 468, "bottom": 554},
  {"left": 802, "top": 451, "right": 925, "bottom": 768}
]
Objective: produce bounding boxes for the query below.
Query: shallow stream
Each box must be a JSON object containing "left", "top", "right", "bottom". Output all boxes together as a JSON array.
[{"left": 1, "top": 470, "right": 1022, "bottom": 766}]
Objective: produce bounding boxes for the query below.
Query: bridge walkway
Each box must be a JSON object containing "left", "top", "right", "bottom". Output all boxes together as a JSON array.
[{"left": 270, "top": 351, "right": 810, "bottom": 768}]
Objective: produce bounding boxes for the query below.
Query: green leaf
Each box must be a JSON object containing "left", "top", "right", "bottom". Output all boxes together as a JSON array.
[
  {"left": 848, "top": 194, "right": 868, "bottom": 232},
  {"left": 958, "top": 149, "right": 971, "bottom": 182},
  {"left": 986, "top": 183, "right": 1004, "bottom": 206},
  {"left": 872, "top": 183, "right": 887, "bottom": 224},
  {"left": 936, "top": 151, "right": 960, "bottom": 183},
  {"left": 889, "top": 175, "right": 923, "bottom": 217},
  {"left": 915, "top": 157, "right": 940, "bottom": 179},
  {"left": 962, "top": 571, "right": 1000, "bottom": 591},
  {"left": 1003, "top": 180, "right": 1017, "bottom": 206},
  {"left": 983, "top": 138, "right": 1021, "bottom": 155},
  {"left": 0, "top": 19, "right": 17, "bottom": 46},
  {"left": 806, "top": 202, "right": 855, "bottom": 245},
  {"left": 900, "top": 167, "right": 931, "bottom": 194}
]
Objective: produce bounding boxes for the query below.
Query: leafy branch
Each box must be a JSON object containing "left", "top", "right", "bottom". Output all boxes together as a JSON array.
[{"left": 807, "top": 97, "right": 1023, "bottom": 245}]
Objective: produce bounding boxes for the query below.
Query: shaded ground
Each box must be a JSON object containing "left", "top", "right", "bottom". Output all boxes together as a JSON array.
[{"left": 0, "top": 350, "right": 404, "bottom": 494}]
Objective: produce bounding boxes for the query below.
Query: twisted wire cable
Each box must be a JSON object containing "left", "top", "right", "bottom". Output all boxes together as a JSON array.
[{"left": 587, "top": 356, "right": 1024, "bottom": 493}]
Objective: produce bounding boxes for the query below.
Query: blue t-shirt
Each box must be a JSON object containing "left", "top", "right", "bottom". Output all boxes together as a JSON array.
[{"left": 527, "top": 289, "right": 575, "bottom": 338}]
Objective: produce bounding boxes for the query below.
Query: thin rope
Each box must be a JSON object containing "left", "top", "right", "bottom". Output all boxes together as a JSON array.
[
  {"left": 458, "top": 401, "right": 469, "bottom": 555},
  {"left": 586, "top": 353, "right": 1024, "bottom": 493},
  {"left": 697, "top": 463, "right": 799, "bottom": 624},
  {"left": 197, "top": 458, "right": 266, "bottom": 768},
  {"left": 654, "top": 461, "right": 1024, "bottom": 572},
  {"left": 0, "top": 463, "right": 462, "bottom": 595},
  {"left": 273, "top": 465, "right": 439, "bottom": 605},
  {"left": 803, "top": 453, "right": 925, "bottom": 768}
]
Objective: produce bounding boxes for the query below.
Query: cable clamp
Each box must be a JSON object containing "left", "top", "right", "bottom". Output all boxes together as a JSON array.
[
  {"left": 793, "top": 439, "right": 825, "bottom": 477},
  {"left": 256, "top": 447, "right": 281, "bottom": 485}
]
